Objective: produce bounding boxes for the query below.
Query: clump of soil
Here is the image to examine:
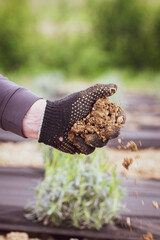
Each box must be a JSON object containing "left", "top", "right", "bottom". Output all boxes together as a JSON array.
[
  {"left": 127, "top": 141, "right": 138, "bottom": 152},
  {"left": 1, "top": 232, "right": 39, "bottom": 240},
  {"left": 152, "top": 201, "right": 159, "bottom": 209},
  {"left": 135, "top": 192, "right": 138, "bottom": 197},
  {"left": 121, "top": 141, "right": 139, "bottom": 170},
  {"left": 0, "top": 232, "right": 55, "bottom": 240},
  {"left": 126, "top": 217, "right": 131, "bottom": 227},
  {"left": 68, "top": 97, "right": 124, "bottom": 153},
  {"left": 140, "top": 232, "right": 154, "bottom": 240},
  {"left": 122, "top": 157, "right": 133, "bottom": 170}
]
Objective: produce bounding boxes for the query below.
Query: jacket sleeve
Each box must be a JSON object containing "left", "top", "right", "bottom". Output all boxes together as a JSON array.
[{"left": 0, "top": 74, "right": 40, "bottom": 137}]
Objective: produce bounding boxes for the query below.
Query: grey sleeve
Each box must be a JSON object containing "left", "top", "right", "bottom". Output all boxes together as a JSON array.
[{"left": 0, "top": 74, "right": 40, "bottom": 137}]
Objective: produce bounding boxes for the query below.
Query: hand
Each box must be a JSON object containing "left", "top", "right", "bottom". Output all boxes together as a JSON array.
[{"left": 38, "top": 83, "right": 121, "bottom": 154}]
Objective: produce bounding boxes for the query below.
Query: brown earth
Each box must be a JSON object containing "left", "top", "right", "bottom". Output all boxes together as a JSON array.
[
  {"left": 0, "top": 142, "right": 43, "bottom": 167},
  {"left": 0, "top": 142, "right": 160, "bottom": 180},
  {"left": 107, "top": 148, "right": 160, "bottom": 179},
  {"left": 140, "top": 232, "right": 154, "bottom": 240},
  {"left": 68, "top": 97, "right": 125, "bottom": 154},
  {"left": 0, "top": 232, "right": 42, "bottom": 240}
]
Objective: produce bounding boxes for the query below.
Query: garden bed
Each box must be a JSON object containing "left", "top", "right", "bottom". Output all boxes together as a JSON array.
[{"left": 0, "top": 167, "right": 160, "bottom": 239}]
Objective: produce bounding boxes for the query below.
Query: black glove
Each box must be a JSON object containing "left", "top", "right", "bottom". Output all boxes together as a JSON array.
[{"left": 39, "top": 83, "right": 118, "bottom": 154}]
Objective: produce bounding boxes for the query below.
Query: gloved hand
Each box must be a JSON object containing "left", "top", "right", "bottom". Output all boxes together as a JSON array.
[{"left": 38, "top": 83, "right": 123, "bottom": 154}]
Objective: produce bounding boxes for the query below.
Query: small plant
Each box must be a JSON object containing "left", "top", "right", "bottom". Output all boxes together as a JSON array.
[{"left": 25, "top": 147, "right": 124, "bottom": 230}]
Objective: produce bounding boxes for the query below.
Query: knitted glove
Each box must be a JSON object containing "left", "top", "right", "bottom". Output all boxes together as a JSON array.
[{"left": 39, "top": 83, "right": 118, "bottom": 154}]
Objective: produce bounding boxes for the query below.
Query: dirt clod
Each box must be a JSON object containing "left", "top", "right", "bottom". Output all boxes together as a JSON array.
[
  {"left": 135, "top": 192, "right": 138, "bottom": 197},
  {"left": 126, "top": 217, "right": 131, "bottom": 227},
  {"left": 140, "top": 232, "right": 154, "bottom": 240},
  {"left": 152, "top": 201, "right": 159, "bottom": 209},
  {"left": 117, "top": 145, "right": 121, "bottom": 150},
  {"left": 2, "top": 232, "right": 41, "bottom": 240},
  {"left": 122, "top": 157, "right": 133, "bottom": 170},
  {"left": 127, "top": 141, "right": 138, "bottom": 152},
  {"left": 138, "top": 141, "right": 142, "bottom": 147},
  {"left": 6, "top": 232, "right": 29, "bottom": 240},
  {"left": 68, "top": 97, "right": 125, "bottom": 153}
]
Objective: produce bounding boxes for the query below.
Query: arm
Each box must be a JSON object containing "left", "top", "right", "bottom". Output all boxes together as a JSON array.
[
  {"left": 0, "top": 74, "right": 41, "bottom": 137},
  {"left": 0, "top": 74, "right": 124, "bottom": 155}
]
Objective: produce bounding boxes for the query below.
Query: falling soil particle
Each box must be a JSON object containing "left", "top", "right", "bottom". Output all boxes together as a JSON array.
[
  {"left": 68, "top": 97, "right": 125, "bottom": 154},
  {"left": 122, "top": 157, "right": 133, "bottom": 170},
  {"left": 118, "top": 138, "right": 122, "bottom": 144},
  {"left": 126, "top": 217, "right": 131, "bottom": 227},
  {"left": 142, "top": 200, "right": 145, "bottom": 206},
  {"left": 121, "top": 141, "right": 139, "bottom": 170},
  {"left": 134, "top": 179, "right": 137, "bottom": 184},
  {"left": 127, "top": 141, "right": 138, "bottom": 152},
  {"left": 138, "top": 140, "right": 142, "bottom": 147},
  {"left": 135, "top": 192, "right": 138, "bottom": 197},
  {"left": 152, "top": 201, "right": 159, "bottom": 209},
  {"left": 117, "top": 145, "right": 121, "bottom": 150},
  {"left": 140, "top": 232, "right": 154, "bottom": 240}
]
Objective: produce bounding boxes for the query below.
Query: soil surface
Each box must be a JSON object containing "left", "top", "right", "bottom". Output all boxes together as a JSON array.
[
  {"left": 0, "top": 232, "right": 41, "bottom": 240},
  {"left": 0, "top": 142, "right": 160, "bottom": 180},
  {"left": 108, "top": 148, "right": 160, "bottom": 179},
  {"left": 0, "top": 142, "right": 43, "bottom": 167},
  {"left": 68, "top": 97, "right": 125, "bottom": 153}
]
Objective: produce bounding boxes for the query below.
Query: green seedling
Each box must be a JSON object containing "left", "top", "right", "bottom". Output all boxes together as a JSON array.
[{"left": 25, "top": 147, "right": 124, "bottom": 230}]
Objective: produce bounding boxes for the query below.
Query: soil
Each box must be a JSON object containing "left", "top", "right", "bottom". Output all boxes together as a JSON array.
[
  {"left": 68, "top": 97, "right": 124, "bottom": 153},
  {"left": 152, "top": 201, "right": 159, "bottom": 209},
  {"left": 0, "top": 232, "right": 41, "bottom": 240},
  {"left": 121, "top": 141, "right": 138, "bottom": 170},
  {"left": 0, "top": 142, "right": 43, "bottom": 167},
  {"left": 122, "top": 157, "right": 133, "bottom": 170},
  {"left": 0, "top": 142, "right": 160, "bottom": 180},
  {"left": 127, "top": 141, "right": 138, "bottom": 152},
  {"left": 126, "top": 217, "right": 131, "bottom": 227},
  {"left": 107, "top": 148, "right": 160, "bottom": 180},
  {"left": 140, "top": 232, "right": 154, "bottom": 240},
  {"left": 0, "top": 233, "right": 57, "bottom": 240}
]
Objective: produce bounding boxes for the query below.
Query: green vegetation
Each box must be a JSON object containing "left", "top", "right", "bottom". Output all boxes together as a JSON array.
[
  {"left": 0, "top": 0, "right": 33, "bottom": 71},
  {"left": 1, "top": 0, "right": 160, "bottom": 89},
  {"left": 25, "top": 148, "right": 124, "bottom": 229}
]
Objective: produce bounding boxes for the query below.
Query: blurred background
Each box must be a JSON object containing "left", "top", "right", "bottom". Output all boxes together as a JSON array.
[
  {"left": 0, "top": 0, "right": 160, "bottom": 91},
  {"left": 0, "top": 0, "right": 160, "bottom": 178}
]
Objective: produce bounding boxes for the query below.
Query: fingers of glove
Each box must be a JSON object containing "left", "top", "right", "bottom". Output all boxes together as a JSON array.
[
  {"left": 57, "top": 141, "right": 80, "bottom": 154},
  {"left": 81, "top": 83, "right": 117, "bottom": 104},
  {"left": 71, "top": 135, "right": 95, "bottom": 155},
  {"left": 84, "top": 126, "right": 121, "bottom": 148},
  {"left": 105, "top": 125, "right": 121, "bottom": 140},
  {"left": 85, "top": 133, "right": 109, "bottom": 148}
]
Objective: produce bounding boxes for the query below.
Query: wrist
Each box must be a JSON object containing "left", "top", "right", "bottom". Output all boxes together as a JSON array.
[{"left": 22, "top": 99, "right": 46, "bottom": 139}]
